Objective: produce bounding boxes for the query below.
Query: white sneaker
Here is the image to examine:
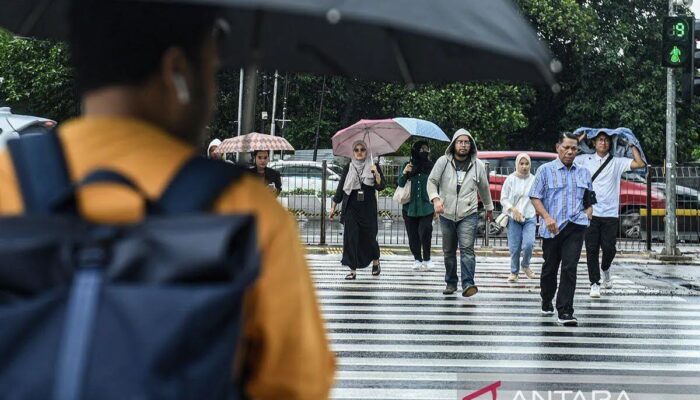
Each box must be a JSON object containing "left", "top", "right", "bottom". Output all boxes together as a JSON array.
[
  {"left": 422, "top": 260, "right": 434, "bottom": 271},
  {"left": 589, "top": 283, "right": 601, "bottom": 298},
  {"left": 507, "top": 273, "right": 518, "bottom": 282},
  {"left": 412, "top": 260, "right": 423, "bottom": 271},
  {"left": 602, "top": 270, "right": 613, "bottom": 289}
]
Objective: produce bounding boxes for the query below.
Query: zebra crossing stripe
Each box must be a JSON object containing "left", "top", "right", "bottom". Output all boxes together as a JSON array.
[{"left": 308, "top": 255, "right": 700, "bottom": 399}]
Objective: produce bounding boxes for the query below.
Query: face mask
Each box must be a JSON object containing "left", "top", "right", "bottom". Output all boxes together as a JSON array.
[{"left": 418, "top": 152, "right": 429, "bottom": 160}]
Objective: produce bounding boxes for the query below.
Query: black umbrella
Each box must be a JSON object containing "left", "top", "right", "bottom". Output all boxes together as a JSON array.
[{"left": 1, "top": 0, "right": 560, "bottom": 89}]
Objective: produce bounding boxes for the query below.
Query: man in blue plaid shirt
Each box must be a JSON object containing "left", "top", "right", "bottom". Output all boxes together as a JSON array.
[{"left": 529, "top": 132, "right": 592, "bottom": 326}]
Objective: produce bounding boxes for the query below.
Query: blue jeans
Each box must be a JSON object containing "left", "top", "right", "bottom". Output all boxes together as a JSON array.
[
  {"left": 440, "top": 214, "right": 478, "bottom": 289},
  {"left": 507, "top": 216, "right": 536, "bottom": 274}
]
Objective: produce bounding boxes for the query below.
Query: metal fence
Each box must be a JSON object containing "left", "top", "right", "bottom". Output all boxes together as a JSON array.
[{"left": 279, "top": 161, "right": 700, "bottom": 251}]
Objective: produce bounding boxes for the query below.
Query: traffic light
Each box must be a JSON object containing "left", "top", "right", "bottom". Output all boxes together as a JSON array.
[
  {"left": 662, "top": 16, "right": 693, "bottom": 68},
  {"left": 681, "top": 19, "right": 700, "bottom": 103}
]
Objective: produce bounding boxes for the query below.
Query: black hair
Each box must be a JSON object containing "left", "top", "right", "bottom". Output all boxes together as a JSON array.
[
  {"left": 69, "top": 0, "right": 223, "bottom": 95},
  {"left": 449, "top": 135, "right": 476, "bottom": 158},
  {"left": 251, "top": 150, "right": 270, "bottom": 158},
  {"left": 557, "top": 131, "right": 579, "bottom": 144},
  {"left": 593, "top": 131, "right": 612, "bottom": 145}
]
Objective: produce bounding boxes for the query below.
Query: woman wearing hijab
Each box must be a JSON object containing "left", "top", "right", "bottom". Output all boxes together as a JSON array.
[
  {"left": 330, "top": 140, "right": 386, "bottom": 280},
  {"left": 499, "top": 153, "right": 537, "bottom": 282},
  {"left": 207, "top": 138, "right": 222, "bottom": 159},
  {"left": 398, "top": 140, "right": 435, "bottom": 272}
]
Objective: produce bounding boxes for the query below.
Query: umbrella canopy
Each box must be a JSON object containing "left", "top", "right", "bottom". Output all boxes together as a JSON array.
[
  {"left": 393, "top": 117, "right": 450, "bottom": 142},
  {"left": 1, "top": 0, "right": 559, "bottom": 89},
  {"left": 215, "top": 132, "right": 294, "bottom": 154},
  {"left": 332, "top": 119, "right": 412, "bottom": 159}
]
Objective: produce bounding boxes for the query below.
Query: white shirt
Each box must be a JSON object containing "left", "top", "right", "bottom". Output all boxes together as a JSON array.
[
  {"left": 574, "top": 153, "right": 633, "bottom": 217},
  {"left": 500, "top": 173, "right": 536, "bottom": 219}
]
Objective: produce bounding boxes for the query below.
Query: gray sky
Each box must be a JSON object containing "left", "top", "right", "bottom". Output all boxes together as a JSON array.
[{"left": 693, "top": 2, "right": 700, "bottom": 17}]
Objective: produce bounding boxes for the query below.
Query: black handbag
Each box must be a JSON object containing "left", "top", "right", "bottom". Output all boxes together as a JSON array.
[{"left": 584, "top": 154, "right": 614, "bottom": 208}]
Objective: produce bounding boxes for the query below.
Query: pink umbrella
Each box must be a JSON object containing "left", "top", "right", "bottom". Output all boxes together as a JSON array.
[
  {"left": 331, "top": 119, "right": 411, "bottom": 161},
  {"left": 214, "top": 132, "right": 294, "bottom": 154}
]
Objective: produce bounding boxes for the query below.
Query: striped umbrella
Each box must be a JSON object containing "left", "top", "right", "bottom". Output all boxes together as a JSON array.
[{"left": 214, "top": 132, "right": 294, "bottom": 154}]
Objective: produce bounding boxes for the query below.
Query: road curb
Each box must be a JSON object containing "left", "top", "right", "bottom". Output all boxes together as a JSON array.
[{"left": 304, "top": 245, "right": 700, "bottom": 264}]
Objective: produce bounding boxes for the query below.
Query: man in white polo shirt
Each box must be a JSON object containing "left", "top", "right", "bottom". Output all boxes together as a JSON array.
[{"left": 575, "top": 131, "right": 646, "bottom": 298}]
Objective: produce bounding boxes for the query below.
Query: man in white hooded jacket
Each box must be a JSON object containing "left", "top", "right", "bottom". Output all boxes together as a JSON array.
[{"left": 427, "top": 129, "right": 493, "bottom": 297}]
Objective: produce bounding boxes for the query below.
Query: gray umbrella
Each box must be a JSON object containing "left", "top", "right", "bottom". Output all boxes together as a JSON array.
[{"left": 1, "top": 0, "right": 559, "bottom": 89}]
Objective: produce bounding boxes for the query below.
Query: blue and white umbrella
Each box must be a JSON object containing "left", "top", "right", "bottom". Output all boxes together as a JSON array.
[{"left": 393, "top": 118, "right": 450, "bottom": 142}]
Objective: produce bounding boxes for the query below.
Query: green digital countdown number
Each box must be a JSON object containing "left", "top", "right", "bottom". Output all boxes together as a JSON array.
[{"left": 662, "top": 17, "right": 693, "bottom": 68}]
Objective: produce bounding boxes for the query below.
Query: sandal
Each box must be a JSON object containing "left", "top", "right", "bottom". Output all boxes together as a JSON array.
[
  {"left": 371, "top": 262, "right": 381, "bottom": 276},
  {"left": 345, "top": 270, "right": 356, "bottom": 280}
]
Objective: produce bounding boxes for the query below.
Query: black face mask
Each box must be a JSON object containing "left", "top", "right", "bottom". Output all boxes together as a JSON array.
[{"left": 417, "top": 151, "right": 429, "bottom": 160}]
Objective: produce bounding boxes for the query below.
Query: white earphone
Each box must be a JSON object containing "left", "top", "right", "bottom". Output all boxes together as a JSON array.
[{"left": 172, "top": 73, "right": 190, "bottom": 104}]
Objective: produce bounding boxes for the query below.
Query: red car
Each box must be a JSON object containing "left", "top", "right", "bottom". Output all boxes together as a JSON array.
[{"left": 476, "top": 151, "right": 665, "bottom": 238}]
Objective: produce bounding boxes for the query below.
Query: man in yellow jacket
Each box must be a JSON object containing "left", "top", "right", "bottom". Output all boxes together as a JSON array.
[{"left": 0, "top": 1, "right": 335, "bottom": 398}]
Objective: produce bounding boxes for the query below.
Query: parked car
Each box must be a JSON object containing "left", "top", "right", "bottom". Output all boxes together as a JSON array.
[
  {"left": 268, "top": 160, "right": 344, "bottom": 193},
  {"left": 0, "top": 107, "right": 56, "bottom": 150},
  {"left": 641, "top": 182, "right": 700, "bottom": 242},
  {"left": 476, "top": 151, "right": 666, "bottom": 238}
]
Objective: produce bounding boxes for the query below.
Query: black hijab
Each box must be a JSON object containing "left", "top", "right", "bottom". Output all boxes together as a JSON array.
[{"left": 410, "top": 140, "right": 433, "bottom": 175}]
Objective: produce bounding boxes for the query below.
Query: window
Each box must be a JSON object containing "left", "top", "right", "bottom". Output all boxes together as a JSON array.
[
  {"left": 481, "top": 159, "right": 500, "bottom": 169},
  {"left": 283, "top": 166, "right": 308, "bottom": 177},
  {"left": 499, "top": 157, "right": 553, "bottom": 175},
  {"left": 307, "top": 167, "right": 323, "bottom": 178},
  {"left": 329, "top": 165, "right": 344, "bottom": 176}
]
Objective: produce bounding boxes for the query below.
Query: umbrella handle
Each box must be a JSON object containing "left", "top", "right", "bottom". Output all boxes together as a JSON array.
[{"left": 366, "top": 131, "right": 375, "bottom": 164}]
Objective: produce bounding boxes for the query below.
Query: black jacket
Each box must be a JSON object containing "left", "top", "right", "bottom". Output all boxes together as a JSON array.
[{"left": 248, "top": 166, "right": 282, "bottom": 192}]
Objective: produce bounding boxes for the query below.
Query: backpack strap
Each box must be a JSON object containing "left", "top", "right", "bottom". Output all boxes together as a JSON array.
[
  {"left": 7, "top": 132, "right": 75, "bottom": 216},
  {"left": 591, "top": 154, "right": 614, "bottom": 182},
  {"left": 158, "top": 157, "right": 246, "bottom": 214},
  {"left": 8, "top": 133, "right": 243, "bottom": 215}
]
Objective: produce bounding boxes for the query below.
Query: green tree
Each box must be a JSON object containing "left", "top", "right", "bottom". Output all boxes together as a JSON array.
[
  {"left": 376, "top": 83, "right": 533, "bottom": 152},
  {"left": 516, "top": 0, "right": 700, "bottom": 163},
  {"left": 0, "top": 30, "right": 78, "bottom": 121}
]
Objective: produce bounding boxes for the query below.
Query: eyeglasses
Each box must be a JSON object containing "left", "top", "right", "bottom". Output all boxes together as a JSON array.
[
  {"left": 455, "top": 140, "right": 470, "bottom": 146},
  {"left": 354, "top": 148, "right": 366, "bottom": 153}
]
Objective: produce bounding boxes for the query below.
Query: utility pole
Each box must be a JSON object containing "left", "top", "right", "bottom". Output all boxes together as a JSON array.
[
  {"left": 664, "top": 0, "right": 682, "bottom": 256},
  {"left": 270, "top": 70, "right": 279, "bottom": 136},
  {"left": 270, "top": 70, "right": 279, "bottom": 160},
  {"left": 278, "top": 74, "right": 292, "bottom": 160},
  {"left": 278, "top": 73, "right": 291, "bottom": 133},
  {"left": 237, "top": 68, "right": 243, "bottom": 137},
  {"left": 235, "top": 68, "right": 244, "bottom": 162},
  {"left": 260, "top": 73, "right": 268, "bottom": 134},
  {"left": 242, "top": 65, "right": 257, "bottom": 136},
  {"left": 312, "top": 77, "right": 327, "bottom": 162}
]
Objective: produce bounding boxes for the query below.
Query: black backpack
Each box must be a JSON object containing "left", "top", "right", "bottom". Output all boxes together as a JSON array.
[{"left": 0, "top": 133, "right": 259, "bottom": 400}]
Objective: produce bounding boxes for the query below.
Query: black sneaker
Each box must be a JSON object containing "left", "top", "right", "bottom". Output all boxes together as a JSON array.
[
  {"left": 541, "top": 303, "right": 555, "bottom": 316},
  {"left": 442, "top": 285, "right": 457, "bottom": 295},
  {"left": 557, "top": 313, "right": 578, "bottom": 326},
  {"left": 462, "top": 285, "right": 478, "bottom": 297}
]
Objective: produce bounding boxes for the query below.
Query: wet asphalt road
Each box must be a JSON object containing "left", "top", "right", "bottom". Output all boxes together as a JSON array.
[{"left": 307, "top": 254, "right": 700, "bottom": 400}]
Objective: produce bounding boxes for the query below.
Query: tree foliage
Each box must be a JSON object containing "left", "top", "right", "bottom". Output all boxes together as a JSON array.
[{"left": 0, "top": 30, "right": 78, "bottom": 121}]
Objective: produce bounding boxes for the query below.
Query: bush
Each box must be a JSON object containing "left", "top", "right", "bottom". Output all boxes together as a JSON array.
[
  {"left": 379, "top": 186, "right": 396, "bottom": 197},
  {"left": 280, "top": 188, "right": 318, "bottom": 197}
]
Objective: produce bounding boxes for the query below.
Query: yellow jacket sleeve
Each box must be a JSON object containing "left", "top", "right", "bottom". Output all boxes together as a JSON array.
[{"left": 215, "top": 177, "right": 335, "bottom": 399}]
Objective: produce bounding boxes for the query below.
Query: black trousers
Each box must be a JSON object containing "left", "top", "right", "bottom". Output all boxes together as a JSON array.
[
  {"left": 403, "top": 211, "right": 433, "bottom": 262},
  {"left": 541, "top": 223, "right": 586, "bottom": 317},
  {"left": 585, "top": 216, "right": 618, "bottom": 285}
]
